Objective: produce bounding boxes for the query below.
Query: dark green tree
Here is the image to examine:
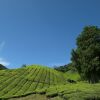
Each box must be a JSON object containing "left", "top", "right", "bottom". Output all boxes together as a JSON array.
[
  {"left": 54, "top": 63, "right": 76, "bottom": 72},
  {"left": 71, "top": 26, "right": 100, "bottom": 83},
  {"left": 21, "top": 64, "right": 27, "bottom": 68}
]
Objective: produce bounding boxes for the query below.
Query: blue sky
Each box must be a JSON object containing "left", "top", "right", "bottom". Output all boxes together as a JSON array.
[{"left": 0, "top": 0, "right": 100, "bottom": 68}]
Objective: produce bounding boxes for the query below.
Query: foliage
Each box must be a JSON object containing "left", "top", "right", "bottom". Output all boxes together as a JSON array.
[
  {"left": 7, "top": 82, "right": 100, "bottom": 100},
  {"left": 21, "top": 64, "right": 27, "bottom": 68},
  {"left": 64, "top": 71, "right": 80, "bottom": 81},
  {"left": 71, "top": 26, "right": 100, "bottom": 83},
  {"left": 0, "top": 65, "right": 100, "bottom": 100},
  {"left": 46, "top": 82, "right": 100, "bottom": 100},
  {"left": 54, "top": 63, "right": 76, "bottom": 73},
  {"left": 0, "top": 65, "right": 66, "bottom": 99}
]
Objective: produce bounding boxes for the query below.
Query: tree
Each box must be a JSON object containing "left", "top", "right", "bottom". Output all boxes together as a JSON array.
[
  {"left": 54, "top": 63, "right": 76, "bottom": 72},
  {"left": 71, "top": 26, "right": 100, "bottom": 83},
  {"left": 21, "top": 64, "right": 27, "bottom": 68}
]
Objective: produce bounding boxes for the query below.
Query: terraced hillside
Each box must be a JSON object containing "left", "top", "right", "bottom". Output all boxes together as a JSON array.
[
  {"left": 0, "top": 65, "right": 66, "bottom": 99},
  {"left": 8, "top": 82, "right": 100, "bottom": 100},
  {"left": 0, "top": 65, "right": 100, "bottom": 100}
]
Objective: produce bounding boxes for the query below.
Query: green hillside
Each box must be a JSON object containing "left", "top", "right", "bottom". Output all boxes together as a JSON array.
[
  {"left": 7, "top": 82, "right": 100, "bottom": 100},
  {"left": 0, "top": 65, "right": 100, "bottom": 100},
  {"left": 0, "top": 65, "right": 66, "bottom": 99}
]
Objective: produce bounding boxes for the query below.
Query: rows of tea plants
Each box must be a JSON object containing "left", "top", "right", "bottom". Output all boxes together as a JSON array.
[
  {"left": 46, "top": 82, "right": 100, "bottom": 100},
  {"left": 8, "top": 82, "right": 100, "bottom": 100},
  {"left": 0, "top": 65, "right": 66, "bottom": 99}
]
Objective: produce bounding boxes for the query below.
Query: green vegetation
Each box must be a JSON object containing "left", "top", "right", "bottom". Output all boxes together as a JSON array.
[
  {"left": 9, "top": 94, "right": 63, "bottom": 100},
  {"left": 54, "top": 63, "right": 76, "bottom": 73},
  {"left": 0, "top": 26, "right": 100, "bottom": 100},
  {"left": 0, "top": 65, "right": 66, "bottom": 99},
  {"left": 64, "top": 71, "right": 80, "bottom": 81},
  {"left": 46, "top": 82, "right": 100, "bottom": 100},
  {"left": 21, "top": 64, "right": 27, "bottom": 68},
  {"left": 8, "top": 82, "right": 100, "bottom": 100},
  {"left": 71, "top": 26, "right": 100, "bottom": 83},
  {"left": 0, "top": 65, "right": 100, "bottom": 100}
]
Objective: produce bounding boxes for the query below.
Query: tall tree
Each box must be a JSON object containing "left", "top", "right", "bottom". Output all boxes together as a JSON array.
[{"left": 71, "top": 26, "right": 100, "bottom": 83}]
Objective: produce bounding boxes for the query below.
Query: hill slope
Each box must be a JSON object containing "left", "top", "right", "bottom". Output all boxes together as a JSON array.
[
  {"left": 0, "top": 64, "right": 7, "bottom": 70},
  {"left": 0, "top": 65, "right": 66, "bottom": 99}
]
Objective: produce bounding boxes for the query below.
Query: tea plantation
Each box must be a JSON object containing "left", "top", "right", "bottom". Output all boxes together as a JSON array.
[
  {"left": 0, "top": 65, "right": 100, "bottom": 100},
  {"left": 0, "top": 65, "right": 66, "bottom": 99}
]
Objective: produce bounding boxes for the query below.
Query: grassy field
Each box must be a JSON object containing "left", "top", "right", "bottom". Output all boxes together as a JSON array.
[{"left": 0, "top": 65, "right": 100, "bottom": 100}]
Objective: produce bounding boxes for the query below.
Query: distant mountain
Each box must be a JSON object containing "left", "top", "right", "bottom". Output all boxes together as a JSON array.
[{"left": 0, "top": 64, "right": 7, "bottom": 70}]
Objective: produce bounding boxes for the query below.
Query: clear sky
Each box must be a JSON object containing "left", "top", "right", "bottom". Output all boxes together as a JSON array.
[{"left": 0, "top": 0, "right": 100, "bottom": 68}]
